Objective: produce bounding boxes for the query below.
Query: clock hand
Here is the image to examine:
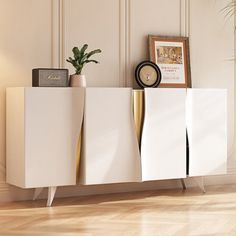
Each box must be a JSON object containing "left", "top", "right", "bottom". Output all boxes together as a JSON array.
[{"left": 141, "top": 71, "right": 155, "bottom": 81}]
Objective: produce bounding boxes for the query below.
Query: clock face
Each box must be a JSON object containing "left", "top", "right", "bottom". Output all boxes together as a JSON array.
[
  {"left": 139, "top": 65, "right": 158, "bottom": 86},
  {"left": 135, "top": 61, "right": 162, "bottom": 88}
]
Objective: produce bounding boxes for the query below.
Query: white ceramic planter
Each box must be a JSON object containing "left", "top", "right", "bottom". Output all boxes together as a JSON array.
[{"left": 70, "top": 74, "right": 86, "bottom": 87}]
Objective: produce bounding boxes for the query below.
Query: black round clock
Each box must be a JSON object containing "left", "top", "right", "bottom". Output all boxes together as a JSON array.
[{"left": 135, "top": 61, "right": 162, "bottom": 88}]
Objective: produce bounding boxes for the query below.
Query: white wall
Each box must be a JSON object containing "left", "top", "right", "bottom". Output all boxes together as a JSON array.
[
  {"left": 0, "top": 0, "right": 235, "bottom": 201},
  {"left": 0, "top": 0, "right": 54, "bottom": 197}
]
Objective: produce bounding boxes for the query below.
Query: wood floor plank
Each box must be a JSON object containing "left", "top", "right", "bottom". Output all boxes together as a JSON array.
[{"left": 1, "top": 185, "right": 236, "bottom": 235}]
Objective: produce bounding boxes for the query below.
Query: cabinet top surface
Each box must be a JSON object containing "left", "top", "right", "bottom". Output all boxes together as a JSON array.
[{"left": 6, "top": 87, "right": 227, "bottom": 92}]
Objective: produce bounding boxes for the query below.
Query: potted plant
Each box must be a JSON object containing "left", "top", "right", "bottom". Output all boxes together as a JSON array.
[{"left": 66, "top": 44, "right": 101, "bottom": 87}]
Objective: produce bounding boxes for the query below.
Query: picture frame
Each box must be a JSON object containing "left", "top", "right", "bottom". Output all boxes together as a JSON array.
[{"left": 148, "top": 35, "right": 191, "bottom": 88}]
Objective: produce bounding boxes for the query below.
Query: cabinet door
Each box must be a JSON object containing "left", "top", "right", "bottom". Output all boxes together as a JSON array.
[
  {"left": 141, "top": 88, "right": 186, "bottom": 181},
  {"left": 25, "top": 88, "right": 84, "bottom": 188},
  {"left": 187, "top": 89, "right": 227, "bottom": 176},
  {"left": 80, "top": 88, "right": 141, "bottom": 184}
]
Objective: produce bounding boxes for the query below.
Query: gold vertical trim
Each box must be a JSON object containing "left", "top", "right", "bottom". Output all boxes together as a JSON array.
[{"left": 132, "top": 90, "right": 144, "bottom": 147}]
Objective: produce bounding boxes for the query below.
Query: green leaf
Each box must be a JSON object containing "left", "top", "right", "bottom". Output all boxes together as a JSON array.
[
  {"left": 66, "top": 57, "right": 74, "bottom": 63},
  {"left": 80, "top": 53, "right": 89, "bottom": 64},
  {"left": 80, "top": 44, "right": 88, "bottom": 56},
  {"left": 67, "top": 45, "right": 102, "bottom": 73},
  {"left": 82, "top": 59, "right": 99, "bottom": 65},
  {"left": 66, "top": 59, "right": 74, "bottom": 65},
  {"left": 72, "top": 47, "right": 80, "bottom": 59},
  {"left": 87, "top": 49, "right": 102, "bottom": 59},
  {"left": 75, "top": 64, "right": 83, "bottom": 75}
]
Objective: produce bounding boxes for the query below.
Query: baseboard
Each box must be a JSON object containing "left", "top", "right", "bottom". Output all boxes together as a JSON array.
[
  {"left": 204, "top": 169, "right": 236, "bottom": 185},
  {"left": 0, "top": 181, "right": 9, "bottom": 192},
  {"left": 1, "top": 171, "right": 236, "bottom": 203},
  {"left": 0, "top": 182, "right": 32, "bottom": 202}
]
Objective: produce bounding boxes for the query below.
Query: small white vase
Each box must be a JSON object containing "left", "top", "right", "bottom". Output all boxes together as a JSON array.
[{"left": 70, "top": 74, "right": 86, "bottom": 87}]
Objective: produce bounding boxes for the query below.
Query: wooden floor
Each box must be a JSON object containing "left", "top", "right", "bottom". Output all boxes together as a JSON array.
[{"left": 0, "top": 185, "right": 236, "bottom": 236}]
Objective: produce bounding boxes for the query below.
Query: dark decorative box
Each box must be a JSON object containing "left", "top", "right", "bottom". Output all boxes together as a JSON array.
[{"left": 32, "top": 68, "right": 69, "bottom": 87}]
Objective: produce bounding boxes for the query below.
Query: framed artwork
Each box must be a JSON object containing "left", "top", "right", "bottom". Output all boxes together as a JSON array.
[{"left": 148, "top": 35, "right": 191, "bottom": 88}]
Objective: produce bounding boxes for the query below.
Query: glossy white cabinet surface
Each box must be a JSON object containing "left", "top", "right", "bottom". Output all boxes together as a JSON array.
[
  {"left": 187, "top": 89, "right": 227, "bottom": 176},
  {"left": 141, "top": 88, "right": 186, "bottom": 181},
  {"left": 6, "top": 87, "right": 228, "bottom": 196},
  {"left": 80, "top": 88, "right": 141, "bottom": 185},
  {"left": 6, "top": 87, "right": 84, "bottom": 188}
]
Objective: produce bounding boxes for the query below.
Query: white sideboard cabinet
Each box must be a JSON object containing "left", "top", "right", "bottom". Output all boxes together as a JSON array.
[
  {"left": 79, "top": 88, "right": 141, "bottom": 185},
  {"left": 186, "top": 89, "right": 227, "bottom": 176},
  {"left": 6, "top": 88, "right": 84, "bottom": 205},
  {"left": 141, "top": 88, "right": 186, "bottom": 181},
  {"left": 6, "top": 87, "right": 227, "bottom": 206}
]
